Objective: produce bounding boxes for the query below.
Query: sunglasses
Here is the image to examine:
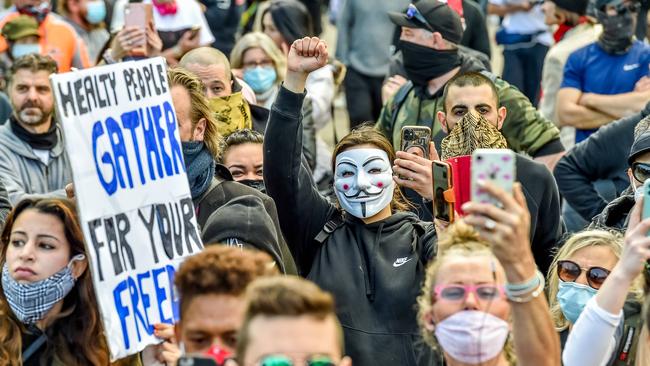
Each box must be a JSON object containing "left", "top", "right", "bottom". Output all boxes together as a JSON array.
[
  {"left": 434, "top": 284, "right": 505, "bottom": 302},
  {"left": 557, "top": 260, "right": 610, "bottom": 290},
  {"left": 405, "top": 4, "right": 435, "bottom": 32},
  {"left": 632, "top": 162, "right": 650, "bottom": 184},
  {"left": 259, "top": 355, "right": 335, "bottom": 366}
]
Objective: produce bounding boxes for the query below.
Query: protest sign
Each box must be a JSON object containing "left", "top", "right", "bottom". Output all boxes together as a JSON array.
[{"left": 50, "top": 57, "right": 203, "bottom": 360}]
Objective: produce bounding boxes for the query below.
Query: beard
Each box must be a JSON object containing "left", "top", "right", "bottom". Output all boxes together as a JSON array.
[{"left": 16, "top": 101, "right": 51, "bottom": 126}]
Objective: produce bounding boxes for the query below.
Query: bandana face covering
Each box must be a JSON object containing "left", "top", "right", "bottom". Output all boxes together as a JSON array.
[
  {"left": 440, "top": 112, "right": 508, "bottom": 160},
  {"left": 596, "top": 7, "right": 636, "bottom": 54},
  {"left": 2, "top": 254, "right": 85, "bottom": 324},
  {"left": 334, "top": 148, "right": 394, "bottom": 219},
  {"left": 207, "top": 92, "right": 253, "bottom": 136}
]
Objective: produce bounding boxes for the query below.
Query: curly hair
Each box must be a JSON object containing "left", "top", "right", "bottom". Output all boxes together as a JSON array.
[
  {"left": 174, "top": 245, "right": 278, "bottom": 318},
  {"left": 167, "top": 67, "right": 222, "bottom": 159},
  {"left": 417, "top": 221, "right": 516, "bottom": 365},
  {"left": 0, "top": 198, "right": 110, "bottom": 366}
]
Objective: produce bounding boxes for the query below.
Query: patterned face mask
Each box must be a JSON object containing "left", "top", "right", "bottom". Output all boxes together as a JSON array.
[
  {"left": 207, "top": 92, "right": 253, "bottom": 136},
  {"left": 440, "top": 112, "right": 508, "bottom": 160},
  {"left": 2, "top": 254, "right": 85, "bottom": 324}
]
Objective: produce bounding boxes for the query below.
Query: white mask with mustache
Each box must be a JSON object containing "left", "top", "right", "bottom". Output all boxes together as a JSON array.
[{"left": 334, "top": 148, "right": 394, "bottom": 219}]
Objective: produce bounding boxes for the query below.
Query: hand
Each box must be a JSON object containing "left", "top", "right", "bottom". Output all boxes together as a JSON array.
[
  {"left": 287, "top": 37, "right": 329, "bottom": 75},
  {"left": 112, "top": 26, "right": 146, "bottom": 60},
  {"left": 146, "top": 25, "right": 163, "bottom": 56},
  {"left": 393, "top": 142, "right": 438, "bottom": 200},
  {"left": 577, "top": 92, "right": 593, "bottom": 108},
  {"left": 462, "top": 182, "right": 535, "bottom": 282},
  {"left": 382, "top": 75, "right": 408, "bottom": 103},
  {"left": 635, "top": 76, "right": 650, "bottom": 92},
  {"left": 614, "top": 198, "right": 650, "bottom": 282},
  {"left": 153, "top": 323, "right": 181, "bottom": 365},
  {"left": 65, "top": 183, "right": 75, "bottom": 199}
]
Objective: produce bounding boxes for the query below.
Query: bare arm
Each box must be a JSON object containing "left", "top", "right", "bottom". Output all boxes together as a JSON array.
[
  {"left": 556, "top": 88, "right": 616, "bottom": 129},
  {"left": 580, "top": 90, "right": 650, "bottom": 120}
]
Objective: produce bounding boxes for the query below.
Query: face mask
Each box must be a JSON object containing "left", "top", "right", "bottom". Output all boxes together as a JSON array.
[
  {"left": 208, "top": 92, "right": 253, "bottom": 136},
  {"left": 238, "top": 179, "right": 266, "bottom": 193},
  {"left": 557, "top": 280, "right": 597, "bottom": 323},
  {"left": 243, "top": 66, "right": 277, "bottom": 94},
  {"left": 152, "top": 0, "right": 177, "bottom": 15},
  {"left": 17, "top": 1, "right": 50, "bottom": 23},
  {"left": 2, "top": 254, "right": 85, "bottom": 324},
  {"left": 399, "top": 40, "right": 461, "bottom": 87},
  {"left": 434, "top": 310, "right": 509, "bottom": 364},
  {"left": 11, "top": 43, "right": 40, "bottom": 60},
  {"left": 334, "top": 148, "right": 394, "bottom": 219},
  {"left": 440, "top": 111, "right": 508, "bottom": 160},
  {"left": 84, "top": 0, "right": 106, "bottom": 24},
  {"left": 634, "top": 184, "right": 643, "bottom": 201},
  {"left": 596, "top": 9, "right": 636, "bottom": 54}
]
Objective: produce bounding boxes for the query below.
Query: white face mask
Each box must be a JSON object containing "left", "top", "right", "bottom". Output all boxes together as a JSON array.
[
  {"left": 333, "top": 148, "right": 395, "bottom": 219},
  {"left": 434, "top": 310, "right": 509, "bottom": 364}
]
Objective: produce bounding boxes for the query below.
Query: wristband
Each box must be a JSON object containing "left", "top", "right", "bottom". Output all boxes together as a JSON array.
[
  {"left": 505, "top": 270, "right": 545, "bottom": 303},
  {"left": 505, "top": 269, "right": 542, "bottom": 292}
]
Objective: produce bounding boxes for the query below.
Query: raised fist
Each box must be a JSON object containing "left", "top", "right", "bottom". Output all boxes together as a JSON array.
[{"left": 287, "top": 37, "right": 329, "bottom": 74}]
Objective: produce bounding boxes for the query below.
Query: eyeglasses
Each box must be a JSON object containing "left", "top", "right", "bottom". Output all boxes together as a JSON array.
[
  {"left": 259, "top": 355, "right": 335, "bottom": 366},
  {"left": 243, "top": 59, "right": 274, "bottom": 70},
  {"left": 433, "top": 284, "right": 505, "bottom": 302},
  {"left": 405, "top": 4, "right": 435, "bottom": 32},
  {"left": 557, "top": 260, "right": 611, "bottom": 290},
  {"left": 631, "top": 162, "right": 650, "bottom": 184}
]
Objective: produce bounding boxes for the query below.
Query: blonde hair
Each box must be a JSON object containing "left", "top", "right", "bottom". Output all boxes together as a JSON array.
[
  {"left": 230, "top": 32, "right": 287, "bottom": 82},
  {"left": 417, "top": 221, "right": 516, "bottom": 364},
  {"left": 546, "top": 230, "right": 645, "bottom": 331},
  {"left": 167, "top": 67, "right": 222, "bottom": 159}
]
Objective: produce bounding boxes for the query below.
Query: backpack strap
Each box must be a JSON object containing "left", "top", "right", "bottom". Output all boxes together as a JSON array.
[
  {"left": 23, "top": 334, "right": 47, "bottom": 362},
  {"left": 314, "top": 210, "right": 345, "bottom": 245},
  {"left": 388, "top": 81, "right": 414, "bottom": 138}
]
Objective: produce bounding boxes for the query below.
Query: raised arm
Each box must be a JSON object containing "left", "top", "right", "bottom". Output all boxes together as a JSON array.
[{"left": 263, "top": 37, "right": 336, "bottom": 271}]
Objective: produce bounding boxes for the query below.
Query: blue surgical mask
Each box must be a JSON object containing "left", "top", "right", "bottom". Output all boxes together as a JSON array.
[
  {"left": 243, "top": 66, "right": 277, "bottom": 94},
  {"left": 557, "top": 280, "right": 598, "bottom": 324},
  {"left": 85, "top": 0, "right": 106, "bottom": 24},
  {"left": 11, "top": 43, "right": 40, "bottom": 60}
]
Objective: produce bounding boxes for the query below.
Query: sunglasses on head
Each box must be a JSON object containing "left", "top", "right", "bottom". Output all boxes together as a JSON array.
[
  {"left": 557, "top": 260, "right": 610, "bottom": 289},
  {"left": 259, "top": 355, "right": 335, "bottom": 366},
  {"left": 434, "top": 284, "right": 505, "bottom": 302},
  {"left": 405, "top": 4, "right": 435, "bottom": 32},
  {"left": 632, "top": 162, "right": 650, "bottom": 184}
]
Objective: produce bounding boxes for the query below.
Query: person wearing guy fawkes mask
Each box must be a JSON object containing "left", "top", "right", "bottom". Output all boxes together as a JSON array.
[
  {"left": 377, "top": 0, "right": 565, "bottom": 181},
  {"left": 557, "top": 0, "right": 650, "bottom": 145},
  {"left": 591, "top": 117, "right": 650, "bottom": 230}
]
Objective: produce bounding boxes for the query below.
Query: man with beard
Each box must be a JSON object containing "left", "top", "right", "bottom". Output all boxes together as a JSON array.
[
  {"left": 377, "top": 0, "right": 565, "bottom": 172},
  {"left": 393, "top": 72, "right": 563, "bottom": 273},
  {"left": 557, "top": 0, "right": 650, "bottom": 144},
  {"left": 0, "top": 54, "right": 72, "bottom": 204}
]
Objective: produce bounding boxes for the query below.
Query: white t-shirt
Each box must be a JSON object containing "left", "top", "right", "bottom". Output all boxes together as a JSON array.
[
  {"left": 111, "top": 0, "right": 215, "bottom": 46},
  {"left": 489, "top": 0, "right": 553, "bottom": 46}
]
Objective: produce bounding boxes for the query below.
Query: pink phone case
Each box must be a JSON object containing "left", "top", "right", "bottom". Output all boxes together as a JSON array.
[{"left": 471, "top": 149, "right": 515, "bottom": 207}]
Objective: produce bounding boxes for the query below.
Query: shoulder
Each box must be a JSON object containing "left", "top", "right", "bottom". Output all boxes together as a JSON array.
[{"left": 516, "top": 154, "right": 553, "bottom": 182}]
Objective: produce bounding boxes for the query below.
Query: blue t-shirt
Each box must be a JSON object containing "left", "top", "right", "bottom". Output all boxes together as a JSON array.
[{"left": 561, "top": 40, "right": 650, "bottom": 142}]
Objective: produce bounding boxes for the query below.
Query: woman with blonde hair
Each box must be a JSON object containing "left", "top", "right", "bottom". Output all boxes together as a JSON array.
[{"left": 230, "top": 32, "right": 287, "bottom": 109}]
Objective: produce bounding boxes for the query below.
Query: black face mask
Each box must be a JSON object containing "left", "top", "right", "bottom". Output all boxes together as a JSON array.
[
  {"left": 239, "top": 179, "right": 266, "bottom": 193},
  {"left": 399, "top": 40, "right": 461, "bottom": 87},
  {"left": 596, "top": 9, "right": 636, "bottom": 54}
]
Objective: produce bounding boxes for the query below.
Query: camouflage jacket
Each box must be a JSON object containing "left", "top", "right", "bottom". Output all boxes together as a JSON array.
[{"left": 376, "top": 56, "right": 564, "bottom": 157}]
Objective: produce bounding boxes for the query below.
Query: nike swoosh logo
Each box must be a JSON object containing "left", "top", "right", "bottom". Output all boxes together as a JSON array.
[
  {"left": 393, "top": 258, "right": 413, "bottom": 267},
  {"left": 623, "top": 63, "right": 640, "bottom": 71}
]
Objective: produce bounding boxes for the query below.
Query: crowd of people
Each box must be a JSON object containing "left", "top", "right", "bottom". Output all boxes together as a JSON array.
[{"left": 1, "top": 0, "right": 650, "bottom": 365}]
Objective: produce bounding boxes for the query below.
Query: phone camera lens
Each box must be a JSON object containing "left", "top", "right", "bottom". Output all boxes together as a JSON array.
[{"left": 404, "top": 130, "right": 415, "bottom": 140}]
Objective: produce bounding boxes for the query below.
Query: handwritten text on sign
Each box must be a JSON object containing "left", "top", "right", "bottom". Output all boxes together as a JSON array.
[{"left": 51, "top": 57, "right": 203, "bottom": 361}]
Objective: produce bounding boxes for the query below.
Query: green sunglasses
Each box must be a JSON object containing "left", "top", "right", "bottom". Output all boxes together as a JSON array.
[{"left": 260, "top": 355, "right": 335, "bottom": 366}]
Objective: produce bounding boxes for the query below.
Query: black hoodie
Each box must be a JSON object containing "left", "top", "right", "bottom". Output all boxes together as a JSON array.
[{"left": 264, "top": 86, "right": 438, "bottom": 366}]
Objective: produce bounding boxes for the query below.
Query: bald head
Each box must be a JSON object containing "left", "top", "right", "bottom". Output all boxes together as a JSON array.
[{"left": 179, "top": 47, "right": 232, "bottom": 98}]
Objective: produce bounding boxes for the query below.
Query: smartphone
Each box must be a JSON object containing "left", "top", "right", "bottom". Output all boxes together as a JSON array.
[
  {"left": 189, "top": 25, "right": 200, "bottom": 39},
  {"left": 400, "top": 126, "right": 431, "bottom": 157},
  {"left": 643, "top": 180, "right": 650, "bottom": 222},
  {"left": 178, "top": 356, "right": 219, "bottom": 366},
  {"left": 124, "top": 3, "right": 153, "bottom": 56},
  {"left": 433, "top": 160, "right": 454, "bottom": 223},
  {"left": 471, "top": 149, "right": 515, "bottom": 207}
]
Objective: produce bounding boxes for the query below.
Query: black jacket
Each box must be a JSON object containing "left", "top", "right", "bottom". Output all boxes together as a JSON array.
[
  {"left": 264, "top": 86, "right": 438, "bottom": 366},
  {"left": 194, "top": 165, "right": 298, "bottom": 275},
  {"left": 590, "top": 187, "right": 635, "bottom": 232},
  {"left": 554, "top": 103, "right": 650, "bottom": 221}
]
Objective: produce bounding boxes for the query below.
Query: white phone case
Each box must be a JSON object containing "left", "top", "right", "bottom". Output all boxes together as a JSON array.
[{"left": 471, "top": 149, "right": 516, "bottom": 207}]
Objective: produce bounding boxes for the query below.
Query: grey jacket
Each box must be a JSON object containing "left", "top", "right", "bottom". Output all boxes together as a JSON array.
[{"left": 0, "top": 123, "right": 72, "bottom": 205}]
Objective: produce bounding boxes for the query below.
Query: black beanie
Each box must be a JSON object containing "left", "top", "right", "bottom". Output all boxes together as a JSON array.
[{"left": 551, "top": 0, "right": 590, "bottom": 15}]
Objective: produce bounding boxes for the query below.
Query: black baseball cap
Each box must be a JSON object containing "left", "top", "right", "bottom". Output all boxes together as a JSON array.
[
  {"left": 551, "top": 0, "right": 589, "bottom": 15},
  {"left": 388, "top": 1, "right": 463, "bottom": 45},
  {"left": 628, "top": 132, "right": 650, "bottom": 166}
]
